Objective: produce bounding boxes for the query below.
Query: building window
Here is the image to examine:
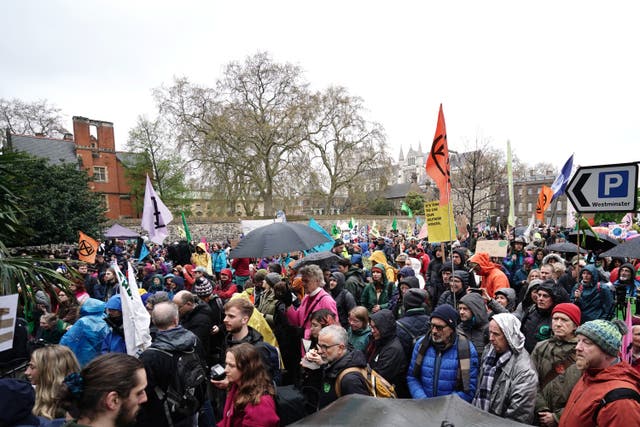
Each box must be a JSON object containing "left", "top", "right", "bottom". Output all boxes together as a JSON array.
[
  {"left": 93, "top": 166, "right": 107, "bottom": 182},
  {"left": 518, "top": 188, "right": 523, "bottom": 196},
  {"left": 527, "top": 202, "right": 532, "bottom": 212},
  {"left": 527, "top": 188, "right": 533, "bottom": 195},
  {"left": 102, "top": 195, "right": 109, "bottom": 212},
  {"left": 518, "top": 203, "right": 523, "bottom": 212},
  {"left": 557, "top": 201, "right": 562, "bottom": 210}
]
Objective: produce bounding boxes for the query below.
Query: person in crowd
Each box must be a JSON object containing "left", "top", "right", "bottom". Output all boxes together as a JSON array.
[
  {"left": 406, "top": 304, "right": 478, "bottom": 401},
  {"left": 101, "top": 294, "right": 126, "bottom": 354},
  {"left": 191, "top": 242, "right": 213, "bottom": 276},
  {"left": 457, "top": 292, "right": 489, "bottom": 361},
  {"left": 437, "top": 269, "right": 469, "bottom": 308},
  {"left": 25, "top": 345, "right": 80, "bottom": 420},
  {"left": 467, "top": 252, "right": 509, "bottom": 298},
  {"left": 194, "top": 276, "right": 226, "bottom": 366},
  {"left": 571, "top": 264, "right": 614, "bottom": 323},
  {"left": 57, "top": 353, "right": 147, "bottom": 427},
  {"left": 223, "top": 297, "right": 264, "bottom": 348},
  {"left": 60, "top": 297, "right": 109, "bottom": 366},
  {"left": 35, "top": 312, "right": 67, "bottom": 345},
  {"left": 138, "top": 301, "right": 208, "bottom": 427},
  {"left": 257, "top": 272, "right": 280, "bottom": 328},
  {"left": 147, "top": 273, "right": 165, "bottom": 294},
  {"left": 361, "top": 263, "right": 395, "bottom": 314},
  {"left": 337, "top": 257, "right": 366, "bottom": 305},
  {"left": 327, "top": 271, "right": 356, "bottom": 330},
  {"left": 532, "top": 303, "right": 582, "bottom": 427},
  {"left": 285, "top": 265, "right": 338, "bottom": 347},
  {"left": 214, "top": 268, "right": 238, "bottom": 302},
  {"left": 369, "top": 250, "right": 396, "bottom": 283},
  {"left": 347, "top": 306, "right": 372, "bottom": 353},
  {"left": 395, "top": 275, "right": 422, "bottom": 318},
  {"left": 367, "top": 309, "right": 408, "bottom": 396},
  {"left": 628, "top": 322, "right": 640, "bottom": 372},
  {"left": 173, "top": 290, "right": 215, "bottom": 367},
  {"left": 272, "top": 281, "right": 301, "bottom": 386},
  {"left": 504, "top": 237, "right": 527, "bottom": 287},
  {"left": 512, "top": 256, "right": 534, "bottom": 296},
  {"left": 101, "top": 267, "right": 120, "bottom": 301},
  {"left": 307, "top": 309, "right": 338, "bottom": 352},
  {"left": 211, "top": 243, "right": 228, "bottom": 279},
  {"left": 559, "top": 319, "right": 640, "bottom": 426},
  {"left": 56, "top": 289, "right": 80, "bottom": 325},
  {"left": 69, "top": 279, "right": 90, "bottom": 305},
  {"left": 315, "top": 325, "right": 369, "bottom": 409},
  {"left": 0, "top": 378, "right": 42, "bottom": 426},
  {"left": 614, "top": 263, "right": 640, "bottom": 316},
  {"left": 485, "top": 287, "right": 517, "bottom": 315},
  {"left": 472, "top": 313, "right": 538, "bottom": 424},
  {"left": 230, "top": 257, "right": 251, "bottom": 290},
  {"left": 515, "top": 278, "right": 542, "bottom": 320},
  {"left": 77, "top": 262, "right": 100, "bottom": 300},
  {"left": 216, "top": 343, "right": 280, "bottom": 427},
  {"left": 396, "top": 288, "right": 430, "bottom": 357},
  {"left": 521, "top": 280, "right": 560, "bottom": 353}
]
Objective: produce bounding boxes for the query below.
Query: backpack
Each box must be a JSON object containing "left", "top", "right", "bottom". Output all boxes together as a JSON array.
[
  {"left": 411, "top": 332, "right": 472, "bottom": 394},
  {"left": 592, "top": 387, "right": 640, "bottom": 424},
  {"left": 255, "top": 341, "right": 283, "bottom": 386},
  {"left": 396, "top": 320, "right": 419, "bottom": 347},
  {"left": 335, "top": 365, "right": 397, "bottom": 398},
  {"left": 274, "top": 384, "right": 309, "bottom": 426},
  {"left": 148, "top": 347, "right": 208, "bottom": 424}
]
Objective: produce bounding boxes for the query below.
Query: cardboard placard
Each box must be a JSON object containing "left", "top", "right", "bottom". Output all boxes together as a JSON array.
[{"left": 474, "top": 240, "right": 509, "bottom": 258}]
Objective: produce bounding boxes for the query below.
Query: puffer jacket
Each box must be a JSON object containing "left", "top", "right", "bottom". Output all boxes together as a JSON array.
[
  {"left": 59, "top": 298, "right": 109, "bottom": 366},
  {"left": 367, "top": 310, "right": 407, "bottom": 388},
  {"left": 530, "top": 336, "right": 579, "bottom": 420},
  {"left": 468, "top": 252, "right": 509, "bottom": 297},
  {"left": 560, "top": 361, "right": 640, "bottom": 427},
  {"left": 406, "top": 333, "right": 479, "bottom": 402},
  {"left": 457, "top": 293, "right": 489, "bottom": 360},
  {"left": 571, "top": 264, "right": 613, "bottom": 322},
  {"left": 396, "top": 308, "right": 430, "bottom": 356}
]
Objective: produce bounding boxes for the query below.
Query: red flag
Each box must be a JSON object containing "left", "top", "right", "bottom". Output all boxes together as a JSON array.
[
  {"left": 535, "top": 185, "right": 554, "bottom": 221},
  {"left": 78, "top": 231, "right": 99, "bottom": 264},
  {"left": 426, "top": 104, "right": 450, "bottom": 206}
]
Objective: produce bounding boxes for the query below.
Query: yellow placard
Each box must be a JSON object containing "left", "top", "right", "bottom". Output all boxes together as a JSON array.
[{"left": 423, "top": 201, "right": 456, "bottom": 243}]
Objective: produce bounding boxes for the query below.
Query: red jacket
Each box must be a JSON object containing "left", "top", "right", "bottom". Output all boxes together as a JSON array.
[
  {"left": 217, "top": 384, "right": 280, "bottom": 427},
  {"left": 559, "top": 361, "right": 640, "bottom": 427},
  {"left": 231, "top": 257, "right": 251, "bottom": 277},
  {"left": 468, "top": 252, "right": 509, "bottom": 297}
]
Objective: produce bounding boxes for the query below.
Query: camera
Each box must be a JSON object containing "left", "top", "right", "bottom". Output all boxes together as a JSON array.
[{"left": 210, "top": 364, "right": 226, "bottom": 381}]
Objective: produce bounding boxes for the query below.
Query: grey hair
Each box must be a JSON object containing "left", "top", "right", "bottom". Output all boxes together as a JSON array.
[
  {"left": 299, "top": 264, "right": 324, "bottom": 283},
  {"left": 152, "top": 301, "right": 179, "bottom": 330},
  {"left": 319, "top": 324, "right": 348, "bottom": 346}
]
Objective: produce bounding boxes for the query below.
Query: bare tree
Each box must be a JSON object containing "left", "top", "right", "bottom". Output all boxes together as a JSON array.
[
  {"left": 305, "top": 86, "right": 387, "bottom": 213},
  {"left": 451, "top": 139, "right": 506, "bottom": 228},
  {"left": 1, "top": 98, "right": 67, "bottom": 145}
]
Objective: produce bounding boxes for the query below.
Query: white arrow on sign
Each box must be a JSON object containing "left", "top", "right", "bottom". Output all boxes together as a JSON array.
[{"left": 565, "top": 162, "right": 638, "bottom": 213}]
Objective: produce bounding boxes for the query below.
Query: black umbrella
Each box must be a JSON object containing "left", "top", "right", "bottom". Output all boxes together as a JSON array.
[
  {"left": 229, "top": 222, "right": 332, "bottom": 258},
  {"left": 599, "top": 237, "right": 640, "bottom": 259},
  {"left": 566, "top": 230, "right": 618, "bottom": 252},
  {"left": 293, "top": 251, "right": 342, "bottom": 270},
  {"left": 291, "top": 394, "right": 529, "bottom": 426},
  {"left": 546, "top": 242, "right": 587, "bottom": 254}
]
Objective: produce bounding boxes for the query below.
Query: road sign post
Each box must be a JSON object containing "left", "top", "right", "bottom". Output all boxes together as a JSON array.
[{"left": 566, "top": 162, "right": 638, "bottom": 213}]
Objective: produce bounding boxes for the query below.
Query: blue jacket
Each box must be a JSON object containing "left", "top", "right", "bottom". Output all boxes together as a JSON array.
[
  {"left": 60, "top": 298, "right": 109, "bottom": 366},
  {"left": 571, "top": 264, "right": 614, "bottom": 323},
  {"left": 212, "top": 250, "right": 227, "bottom": 273},
  {"left": 406, "top": 334, "right": 478, "bottom": 402}
]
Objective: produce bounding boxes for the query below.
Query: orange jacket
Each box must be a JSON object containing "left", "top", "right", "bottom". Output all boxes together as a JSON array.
[{"left": 468, "top": 252, "right": 509, "bottom": 297}]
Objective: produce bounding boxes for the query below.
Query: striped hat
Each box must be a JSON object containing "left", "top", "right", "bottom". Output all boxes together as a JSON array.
[{"left": 576, "top": 319, "right": 628, "bottom": 356}]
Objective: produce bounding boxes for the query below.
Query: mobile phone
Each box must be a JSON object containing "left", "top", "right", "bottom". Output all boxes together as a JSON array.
[
  {"left": 469, "top": 288, "right": 483, "bottom": 294},
  {"left": 210, "top": 364, "right": 226, "bottom": 381}
]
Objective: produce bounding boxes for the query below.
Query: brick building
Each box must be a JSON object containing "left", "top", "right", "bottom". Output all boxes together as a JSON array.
[{"left": 7, "top": 116, "right": 139, "bottom": 220}]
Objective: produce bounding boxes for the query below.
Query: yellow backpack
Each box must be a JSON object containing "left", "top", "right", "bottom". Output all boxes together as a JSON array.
[{"left": 335, "top": 366, "right": 397, "bottom": 398}]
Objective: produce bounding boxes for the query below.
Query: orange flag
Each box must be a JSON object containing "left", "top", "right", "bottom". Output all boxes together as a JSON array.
[
  {"left": 78, "top": 231, "right": 99, "bottom": 264},
  {"left": 535, "top": 185, "right": 554, "bottom": 221},
  {"left": 426, "top": 104, "right": 450, "bottom": 206}
]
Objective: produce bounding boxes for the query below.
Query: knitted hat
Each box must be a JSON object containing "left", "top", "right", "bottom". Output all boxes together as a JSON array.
[
  {"left": 194, "top": 278, "right": 213, "bottom": 297},
  {"left": 451, "top": 270, "right": 470, "bottom": 284},
  {"left": 404, "top": 288, "right": 427, "bottom": 310},
  {"left": 254, "top": 269, "right": 268, "bottom": 283},
  {"left": 398, "top": 266, "right": 415, "bottom": 278},
  {"left": 371, "top": 264, "right": 385, "bottom": 275},
  {"left": 576, "top": 319, "right": 628, "bottom": 356},
  {"left": 350, "top": 254, "right": 363, "bottom": 267},
  {"left": 265, "top": 272, "right": 282, "bottom": 287},
  {"left": 430, "top": 304, "right": 460, "bottom": 328},
  {"left": 552, "top": 303, "right": 581, "bottom": 327}
]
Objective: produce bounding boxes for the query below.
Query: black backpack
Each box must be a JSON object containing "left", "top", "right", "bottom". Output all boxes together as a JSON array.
[
  {"left": 592, "top": 387, "right": 640, "bottom": 424},
  {"left": 148, "top": 347, "right": 208, "bottom": 425}
]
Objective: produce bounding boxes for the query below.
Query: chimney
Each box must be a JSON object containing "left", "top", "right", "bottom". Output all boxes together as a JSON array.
[{"left": 63, "top": 133, "right": 74, "bottom": 141}]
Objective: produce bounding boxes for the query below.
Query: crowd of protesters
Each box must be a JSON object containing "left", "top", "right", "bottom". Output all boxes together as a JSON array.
[{"left": 2, "top": 225, "right": 640, "bottom": 426}]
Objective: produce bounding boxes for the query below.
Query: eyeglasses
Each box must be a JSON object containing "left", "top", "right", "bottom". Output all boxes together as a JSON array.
[
  {"left": 429, "top": 323, "right": 447, "bottom": 332},
  {"left": 318, "top": 343, "right": 341, "bottom": 351}
]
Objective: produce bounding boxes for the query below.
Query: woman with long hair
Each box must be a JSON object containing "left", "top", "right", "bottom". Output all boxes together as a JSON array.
[
  {"left": 217, "top": 343, "right": 280, "bottom": 427},
  {"left": 25, "top": 345, "right": 80, "bottom": 419}
]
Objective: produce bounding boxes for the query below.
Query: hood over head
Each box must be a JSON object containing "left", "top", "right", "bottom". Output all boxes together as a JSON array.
[
  {"left": 370, "top": 309, "right": 396, "bottom": 340},
  {"left": 80, "top": 297, "right": 107, "bottom": 316},
  {"left": 459, "top": 292, "right": 489, "bottom": 324},
  {"left": 468, "top": 252, "right": 496, "bottom": 276},
  {"left": 580, "top": 264, "right": 601, "bottom": 284},
  {"left": 494, "top": 287, "right": 517, "bottom": 311},
  {"left": 491, "top": 313, "right": 525, "bottom": 353},
  {"left": 153, "top": 325, "right": 200, "bottom": 352},
  {"left": 369, "top": 250, "right": 389, "bottom": 266},
  {"left": 542, "top": 253, "right": 564, "bottom": 266}
]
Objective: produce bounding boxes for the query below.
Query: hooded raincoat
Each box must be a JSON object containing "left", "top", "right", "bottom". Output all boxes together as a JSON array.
[
  {"left": 468, "top": 252, "right": 510, "bottom": 298},
  {"left": 59, "top": 298, "right": 109, "bottom": 366}
]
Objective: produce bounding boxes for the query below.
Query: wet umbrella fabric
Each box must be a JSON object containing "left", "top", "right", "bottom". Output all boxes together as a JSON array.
[
  {"left": 229, "top": 222, "right": 332, "bottom": 258},
  {"left": 546, "top": 242, "right": 587, "bottom": 254},
  {"left": 599, "top": 237, "right": 640, "bottom": 259},
  {"left": 566, "top": 230, "right": 618, "bottom": 251},
  {"left": 291, "top": 394, "right": 529, "bottom": 426},
  {"left": 293, "top": 252, "right": 342, "bottom": 270}
]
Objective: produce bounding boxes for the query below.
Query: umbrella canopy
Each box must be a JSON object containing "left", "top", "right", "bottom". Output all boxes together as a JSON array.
[
  {"left": 599, "top": 237, "right": 640, "bottom": 259},
  {"left": 546, "top": 242, "right": 587, "bottom": 254},
  {"left": 291, "top": 394, "right": 529, "bottom": 426},
  {"left": 104, "top": 223, "right": 140, "bottom": 239},
  {"left": 566, "top": 230, "right": 618, "bottom": 252},
  {"left": 292, "top": 251, "right": 342, "bottom": 271},
  {"left": 229, "top": 222, "right": 332, "bottom": 259}
]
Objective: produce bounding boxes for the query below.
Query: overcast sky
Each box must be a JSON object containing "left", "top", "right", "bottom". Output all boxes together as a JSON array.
[{"left": 2, "top": 1, "right": 639, "bottom": 172}]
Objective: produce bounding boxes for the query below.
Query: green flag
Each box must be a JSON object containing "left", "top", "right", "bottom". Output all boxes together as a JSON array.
[
  {"left": 348, "top": 217, "right": 354, "bottom": 229},
  {"left": 181, "top": 211, "right": 192, "bottom": 242},
  {"left": 392, "top": 217, "right": 398, "bottom": 231},
  {"left": 577, "top": 216, "right": 601, "bottom": 247},
  {"left": 331, "top": 223, "right": 340, "bottom": 237},
  {"left": 400, "top": 202, "right": 413, "bottom": 218}
]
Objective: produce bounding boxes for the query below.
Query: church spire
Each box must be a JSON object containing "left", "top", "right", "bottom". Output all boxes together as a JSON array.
[{"left": 398, "top": 145, "right": 404, "bottom": 162}]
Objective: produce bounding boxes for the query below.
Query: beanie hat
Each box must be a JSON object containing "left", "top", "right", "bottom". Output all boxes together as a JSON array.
[
  {"left": 34, "top": 290, "right": 51, "bottom": 311},
  {"left": 194, "top": 278, "right": 213, "bottom": 297},
  {"left": 576, "top": 319, "right": 628, "bottom": 356},
  {"left": 399, "top": 276, "right": 420, "bottom": 289},
  {"left": 0, "top": 379, "right": 39, "bottom": 426},
  {"left": 371, "top": 264, "right": 385, "bottom": 275},
  {"left": 552, "top": 303, "right": 581, "bottom": 327},
  {"left": 398, "top": 266, "right": 415, "bottom": 278},
  {"left": 350, "top": 254, "right": 363, "bottom": 267},
  {"left": 265, "top": 272, "right": 282, "bottom": 287},
  {"left": 404, "top": 288, "right": 427, "bottom": 310},
  {"left": 105, "top": 294, "right": 122, "bottom": 311},
  {"left": 254, "top": 269, "right": 268, "bottom": 283},
  {"left": 431, "top": 304, "right": 460, "bottom": 328},
  {"left": 451, "top": 270, "right": 470, "bottom": 284}
]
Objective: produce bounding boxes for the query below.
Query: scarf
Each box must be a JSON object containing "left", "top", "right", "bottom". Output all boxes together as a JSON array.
[{"left": 472, "top": 346, "right": 512, "bottom": 412}]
